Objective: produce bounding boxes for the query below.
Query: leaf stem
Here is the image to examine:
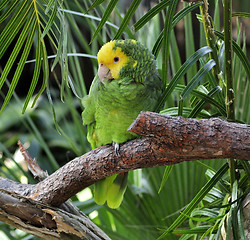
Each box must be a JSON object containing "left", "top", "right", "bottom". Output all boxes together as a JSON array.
[
  {"left": 224, "top": 0, "right": 236, "bottom": 186},
  {"left": 199, "top": 0, "right": 225, "bottom": 107},
  {"left": 200, "top": 1, "right": 220, "bottom": 80}
]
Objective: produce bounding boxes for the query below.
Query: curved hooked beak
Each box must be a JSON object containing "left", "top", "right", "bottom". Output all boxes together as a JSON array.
[{"left": 98, "top": 63, "right": 113, "bottom": 84}]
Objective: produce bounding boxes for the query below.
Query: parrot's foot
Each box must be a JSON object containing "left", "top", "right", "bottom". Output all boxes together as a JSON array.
[{"left": 112, "top": 142, "right": 120, "bottom": 155}]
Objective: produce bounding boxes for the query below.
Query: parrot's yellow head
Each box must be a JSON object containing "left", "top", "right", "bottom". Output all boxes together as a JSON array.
[
  {"left": 97, "top": 40, "right": 136, "bottom": 83},
  {"left": 97, "top": 39, "right": 156, "bottom": 84}
]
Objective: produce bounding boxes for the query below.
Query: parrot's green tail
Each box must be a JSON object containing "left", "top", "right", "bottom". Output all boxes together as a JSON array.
[{"left": 94, "top": 173, "right": 128, "bottom": 209}]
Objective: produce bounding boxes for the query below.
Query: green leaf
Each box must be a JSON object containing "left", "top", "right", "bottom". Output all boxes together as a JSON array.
[
  {"left": 23, "top": 109, "right": 60, "bottom": 170},
  {"left": 226, "top": 209, "right": 232, "bottom": 240},
  {"left": 113, "top": 0, "right": 142, "bottom": 40},
  {"left": 183, "top": 2, "right": 197, "bottom": 80},
  {"left": 22, "top": 27, "right": 42, "bottom": 113},
  {"left": 45, "top": 0, "right": 57, "bottom": 14},
  {"left": 161, "top": 0, "right": 178, "bottom": 86},
  {"left": 60, "top": 14, "right": 69, "bottom": 102},
  {"left": 0, "top": 10, "right": 35, "bottom": 105},
  {"left": 190, "top": 208, "right": 220, "bottom": 219},
  {"left": 32, "top": 39, "right": 49, "bottom": 108},
  {"left": 0, "top": 0, "right": 32, "bottom": 59},
  {"left": 173, "top": 2, "right": 203, "bottom": 27},
  {"left": 86, "top": 0, "right": 106, "bottom": 13},
  {"left": 240, "top": 161, "right": 250, "bottom": 180},
  {"left": 0, "top": 18, "right": 37, "bottom": 113},
  {"left": 232, "top": 12, "right": 250, "bottom": 18},
  {"left": 231, "top": 181, "right": 239, "bottom": 240},
  {"left": 172, "top": 225, "right": 215, "bottom": 235},
  {"left": 188, "top": 86, "right": 225, "bottom": 118},
  {"left": 215, "top": 30, "right": 250, "bottom": 82},
  {"left": 60, "top": 8, "right": 119, "bottom": 30},
  {"left": 90, "top": 0, "right": 119, "bottom": 43},
  {"left": 237, "top": 204, "right": 247, "bottom": 240},
  {"left": 0, "top": 0, "right": 11, "bottom": 11},
  {"left": 214, "top": 0, "right": 220, "bottom": 30},
  {"left": 114, "top": 7, "right": 135, "bottom": 39},
  {"left": 133, "top": 0, "right": 171, "bottom": 31},
  {"left": 157, "top": 163, "right": 229, "bottom": 239},
  {"left": 155, "top": 46, "right": 213, "bottom": 112},
  {"left": 41, "top": 0, "right": 58, "bottom": 38},
  {"left": 158, "top": 165, "right": 174, "bottom": 193},
  {"left": 51, "top": 9, "right": 65, "bottom": 71},
  {"left": 181, "top": 59, "right": 216, "bottom": 100},
  {"left": 0, "top": 0, "right": 19, "bottom": 23},
  {"left": 169, "top": 33, "right": 184, "bottom": 84},
  {"left": 161, "top": 107, "right": 211, "bottom": 118},
  {"left": 152, "top": 2, "right": 202, "bottom": 57},
  {"left": 178, "top": 98, "right": 184, "bottom": 116}
]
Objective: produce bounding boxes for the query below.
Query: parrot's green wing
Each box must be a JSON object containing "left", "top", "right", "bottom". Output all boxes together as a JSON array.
[{"left": 82, "top": 75, "right": 99, "bottom": 149}]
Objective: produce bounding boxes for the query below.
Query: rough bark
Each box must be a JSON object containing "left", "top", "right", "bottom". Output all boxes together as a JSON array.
[
  {"left": 0, "top": 112, "right": 249, "bottom": 239},
  {"left": 0, "top": 143, "right": 110, "bottom": 240},
  {"left": 0, "top": 189, "right": 110, "bottom": 240}
]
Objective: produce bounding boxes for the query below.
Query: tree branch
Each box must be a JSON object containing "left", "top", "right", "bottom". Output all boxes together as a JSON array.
[
  {"left": 0, "top": 189, "right": 110, "bottom": 240},
  {"left": 0, "top": 112, "right": 249, "bottom": 238},
  {"left": 1, "top": 112, "right": 249, "bottom": 206}
]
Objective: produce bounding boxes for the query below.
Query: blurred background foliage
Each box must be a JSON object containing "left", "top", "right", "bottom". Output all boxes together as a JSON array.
[{"left": 0, "top": 0, "right": 249, "bottom": 239}]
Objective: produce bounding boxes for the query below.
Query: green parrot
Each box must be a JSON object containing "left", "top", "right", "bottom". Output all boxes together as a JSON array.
[{"left": 82, "top": 39, "right": 163, "bottom": 209}]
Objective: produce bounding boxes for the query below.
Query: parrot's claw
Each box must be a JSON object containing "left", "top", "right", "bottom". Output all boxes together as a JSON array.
[{"left": 113, "top": 142, "right": 120, "bottom": 156}]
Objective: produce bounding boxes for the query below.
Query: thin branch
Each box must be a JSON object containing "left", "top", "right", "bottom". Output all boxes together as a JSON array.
[{"left": 18, "top": 141, "right": 48, "bottom": 181}]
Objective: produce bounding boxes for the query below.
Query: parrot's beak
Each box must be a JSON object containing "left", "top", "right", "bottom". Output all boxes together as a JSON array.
[{"left": 98, "top": 63, "right": 113, "bottom": 84}]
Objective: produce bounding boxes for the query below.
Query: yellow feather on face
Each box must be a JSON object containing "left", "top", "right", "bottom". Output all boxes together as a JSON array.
[{"left": 97, "top": 40, "right": 130, "bottom": 80}]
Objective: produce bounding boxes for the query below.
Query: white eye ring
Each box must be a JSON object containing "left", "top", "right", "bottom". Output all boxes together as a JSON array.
[{"left": 113, "top": 57, "right": 120, "bottom": 63}]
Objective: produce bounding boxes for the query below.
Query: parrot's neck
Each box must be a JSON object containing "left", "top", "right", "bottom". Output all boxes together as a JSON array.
[{"left": 120, "top": 58, "right": 157, "bottom": 83}]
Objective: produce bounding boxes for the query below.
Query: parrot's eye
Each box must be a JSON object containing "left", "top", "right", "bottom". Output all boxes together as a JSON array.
[{"left": 113, "top": 57, "right": 120, "bottom": 63}]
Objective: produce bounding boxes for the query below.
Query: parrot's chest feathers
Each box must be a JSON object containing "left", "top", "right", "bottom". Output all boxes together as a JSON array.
[
  {"left": 98, "top": 80, "right": 141, "bottom": 107},
  {"left": 93, "top": 82, "right": 141, "bottom": 145},
  {"left": 94, "top": 106, "right": 137, "bottom": 146},
  {"left": 96, "top": 93, "right": 137, "bottom": 129}
]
